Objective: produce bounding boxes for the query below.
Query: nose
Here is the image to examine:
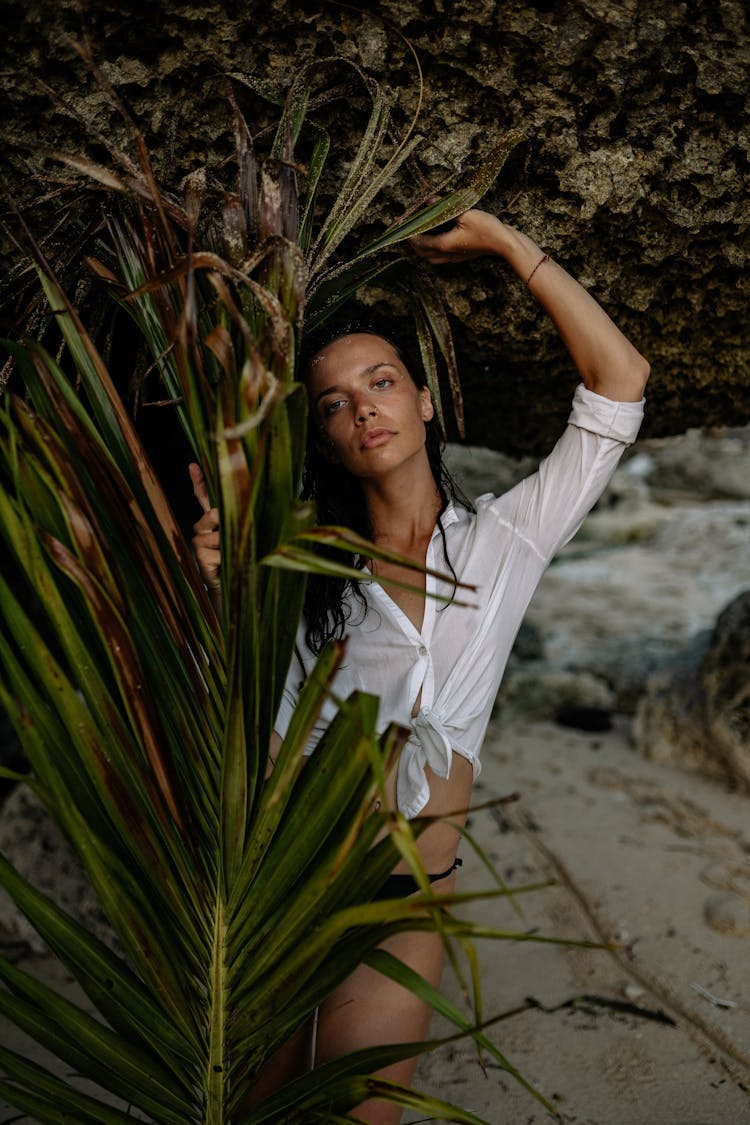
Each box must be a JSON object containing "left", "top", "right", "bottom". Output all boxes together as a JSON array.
[{"left": 354, "top": 394, "right": 378, "bottom": 424}]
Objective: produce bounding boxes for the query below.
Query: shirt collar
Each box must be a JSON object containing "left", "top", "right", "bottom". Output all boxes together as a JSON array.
[{"left": 432, "top": 500, "right": 461, "bottom": 536}]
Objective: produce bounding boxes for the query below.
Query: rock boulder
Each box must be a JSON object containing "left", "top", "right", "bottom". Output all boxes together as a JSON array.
[
  {"left": 1, "top": 0, "right": 747, "bottom": 454},
  {"left": 633, "top": 590, "right": 750, "bottom": 791}
]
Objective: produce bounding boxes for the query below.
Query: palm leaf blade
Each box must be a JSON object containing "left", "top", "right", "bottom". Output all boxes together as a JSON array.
[
  {"left": 0, "top": 1046, "right": 158, "bottom": 1125},
  {"left": 358, "top": 128, "right": 526, "bottom": 255},
  {"left": 0, "top": 62, "right": 550, "bottom": 1125},
  {"left": 0, "top": 961, "right": 194, "bottom": 1118},
  {"left": 0, "top": 853, "right": 198, "bottom": 1065}
]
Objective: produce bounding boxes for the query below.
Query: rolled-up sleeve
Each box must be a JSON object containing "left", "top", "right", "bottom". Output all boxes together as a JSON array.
[
  {"left": 567, "top": 382, "right": 644, "bottom": 443},
  {"left": 483, "top": 384, "right": 645, "bottom": 562}
]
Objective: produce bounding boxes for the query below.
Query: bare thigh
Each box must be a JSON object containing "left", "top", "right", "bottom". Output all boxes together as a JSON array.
[
  {"left": 315, "top": 871, "right": 456, "bottom": 1125},
  {"left": 239, "top": 1015, "right": 314, "bottom": 1112}
]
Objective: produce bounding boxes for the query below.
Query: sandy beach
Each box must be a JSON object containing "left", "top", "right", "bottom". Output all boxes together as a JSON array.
[
  {"left": 409, "top": 717, "right": 750, "bottom": 1124},
  {"left": 3, "top": 718, "right": 748, "bottom": 1124}
]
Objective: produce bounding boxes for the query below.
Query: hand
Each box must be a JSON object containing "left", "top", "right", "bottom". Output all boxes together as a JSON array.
[
  {"left": 409, "top": 208, "right": 509, "bottom": 263},
  {"left": 189, "top": 462, "right": 221, "bottom": 590}
]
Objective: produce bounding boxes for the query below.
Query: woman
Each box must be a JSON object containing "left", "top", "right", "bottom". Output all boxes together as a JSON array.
[{"left": 191, "top": 209, "right": 650, "bottom": 1124}]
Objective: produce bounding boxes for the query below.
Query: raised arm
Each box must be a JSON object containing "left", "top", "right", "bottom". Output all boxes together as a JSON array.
[{"left": 410, "top": 210, "right": 650, "bottom": 403}]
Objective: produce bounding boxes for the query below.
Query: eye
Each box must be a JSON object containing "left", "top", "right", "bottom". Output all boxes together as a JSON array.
[
  {"left": 372, "top": 377, "right": 392, "bottom": 390},
  {"left": 323, "top": 398, "right": 345, "bottom": 417}
]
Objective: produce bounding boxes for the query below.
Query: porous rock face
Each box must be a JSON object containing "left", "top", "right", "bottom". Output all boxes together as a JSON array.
[
  {"left": 1, "top": 0, "right": 748, "bottom": 455},
  {"left": 633, "top": 591, "right": 750, "bottom": 792}
]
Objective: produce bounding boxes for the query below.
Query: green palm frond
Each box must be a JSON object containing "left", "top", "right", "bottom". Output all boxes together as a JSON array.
[{"left": 0, "top": 55, "right": 552, "bottom": 1125}]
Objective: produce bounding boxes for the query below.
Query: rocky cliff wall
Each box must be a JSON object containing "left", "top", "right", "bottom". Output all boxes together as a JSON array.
[{"left": 2, "top": 0, "right": 747, "bottom": 454}]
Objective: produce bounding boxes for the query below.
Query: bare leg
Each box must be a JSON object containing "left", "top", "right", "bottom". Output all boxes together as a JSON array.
[
  {"left": 315, "top": 871, "right": 455, "bottom": 1125},
  {"left": 239, "top": 1015, "right": 315, "bottom": 1112}
]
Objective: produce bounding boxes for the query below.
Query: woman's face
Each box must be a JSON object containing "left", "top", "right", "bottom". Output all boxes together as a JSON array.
[{"left": 306, "top": 333, "right": 434, "bottom": 479}]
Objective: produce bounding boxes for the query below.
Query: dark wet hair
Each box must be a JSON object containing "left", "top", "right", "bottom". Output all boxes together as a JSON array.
[{"left": 299, "top": 321, "right": 472, "bottom": 654}]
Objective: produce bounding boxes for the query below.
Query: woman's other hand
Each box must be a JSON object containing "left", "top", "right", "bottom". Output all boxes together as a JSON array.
[
  {"left": 189, "top": 463, "right": 221, "bottom": 590},
  {"left": 409, "top": 208, "right": 508, "bottom": 263}
]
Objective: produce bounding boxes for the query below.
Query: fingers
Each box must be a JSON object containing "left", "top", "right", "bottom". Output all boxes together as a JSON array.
[
  {"left": 189, "top": 461, "right": 212, "bottom": 513},
  {"left": 425, "top": 218, "right": 459, "bottom": 236},
  {"left": 192, "top": 514, "right": 219, "bottom": 538},
  {"left": 189, "top": 464, "right": 218, "bottom": 530},
  {"left": 409, "top": 235, "right": 480, "bottom": 264},
  {"left": 194, "top": 544, "right": 221, "bottom": 575},
  {"left": 192, "top": 508, "right": 220, "bottom": 544},
  {"left": 410, "top": 224, "right": 464, "bottom": 251},
  {"left": 408, "top": 207, "right": 497, "bottom": 262},
  {"left": 409, "top": 232, "right": 454, "bottom": 261},
  {"left": 192, "top": 514, "right": 221, "bottom": 589},
  {"left": 189, "top": 464, "right": 221, "bottom": 588},
  {"left": 409, "top": 215, "right": 478, "bottom": 263}
]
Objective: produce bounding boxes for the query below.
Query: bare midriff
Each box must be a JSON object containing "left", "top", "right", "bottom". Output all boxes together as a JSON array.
[{"left": 377, "top": 751, "right": 475, "bottom": 876}]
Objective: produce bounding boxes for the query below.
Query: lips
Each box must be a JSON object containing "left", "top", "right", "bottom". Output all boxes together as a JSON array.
[{"left": 360, "top": 428, "right": 394, "bottom": 449}]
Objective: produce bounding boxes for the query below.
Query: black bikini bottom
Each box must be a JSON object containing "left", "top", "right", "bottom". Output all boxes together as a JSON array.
[{"left": 373, "top": 858, "right": 462, "bottom": 901}]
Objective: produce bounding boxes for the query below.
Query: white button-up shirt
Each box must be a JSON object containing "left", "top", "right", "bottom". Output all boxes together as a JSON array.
[{"left": 274, "top": 384, "right": 644, "bottom": 818}]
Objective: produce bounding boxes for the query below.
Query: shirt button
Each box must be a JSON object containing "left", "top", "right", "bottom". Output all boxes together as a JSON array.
[{"left": 418, "top": 645, "right": 428, "bottom": 657}]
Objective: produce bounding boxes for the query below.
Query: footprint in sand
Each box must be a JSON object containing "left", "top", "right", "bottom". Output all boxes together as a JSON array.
[{"left": 703, "top": 892, "right": 750, "bottom": 937}]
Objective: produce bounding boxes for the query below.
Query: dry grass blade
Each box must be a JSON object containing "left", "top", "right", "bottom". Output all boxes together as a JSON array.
[{"left": 412, "top": 272, "right": 465, "bottom": 438}]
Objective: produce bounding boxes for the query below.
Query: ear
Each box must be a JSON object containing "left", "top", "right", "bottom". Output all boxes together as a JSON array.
[{"left": 419, "top": 387, "right": 434, "bottom": 422}]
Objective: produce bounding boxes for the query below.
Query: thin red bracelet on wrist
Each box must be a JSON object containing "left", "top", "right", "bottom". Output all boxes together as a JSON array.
[{"left": 525, "top": 253, "right": 551, "bottom": 289}]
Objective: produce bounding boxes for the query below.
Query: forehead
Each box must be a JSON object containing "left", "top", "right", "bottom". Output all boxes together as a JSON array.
[{"left": 305, "top": 333, "right": 403, "bottom": 389}]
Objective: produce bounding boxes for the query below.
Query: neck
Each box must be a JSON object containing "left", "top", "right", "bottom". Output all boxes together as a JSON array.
[{"left": 362, "top": 457, "right": 443, "bottom": 548}]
